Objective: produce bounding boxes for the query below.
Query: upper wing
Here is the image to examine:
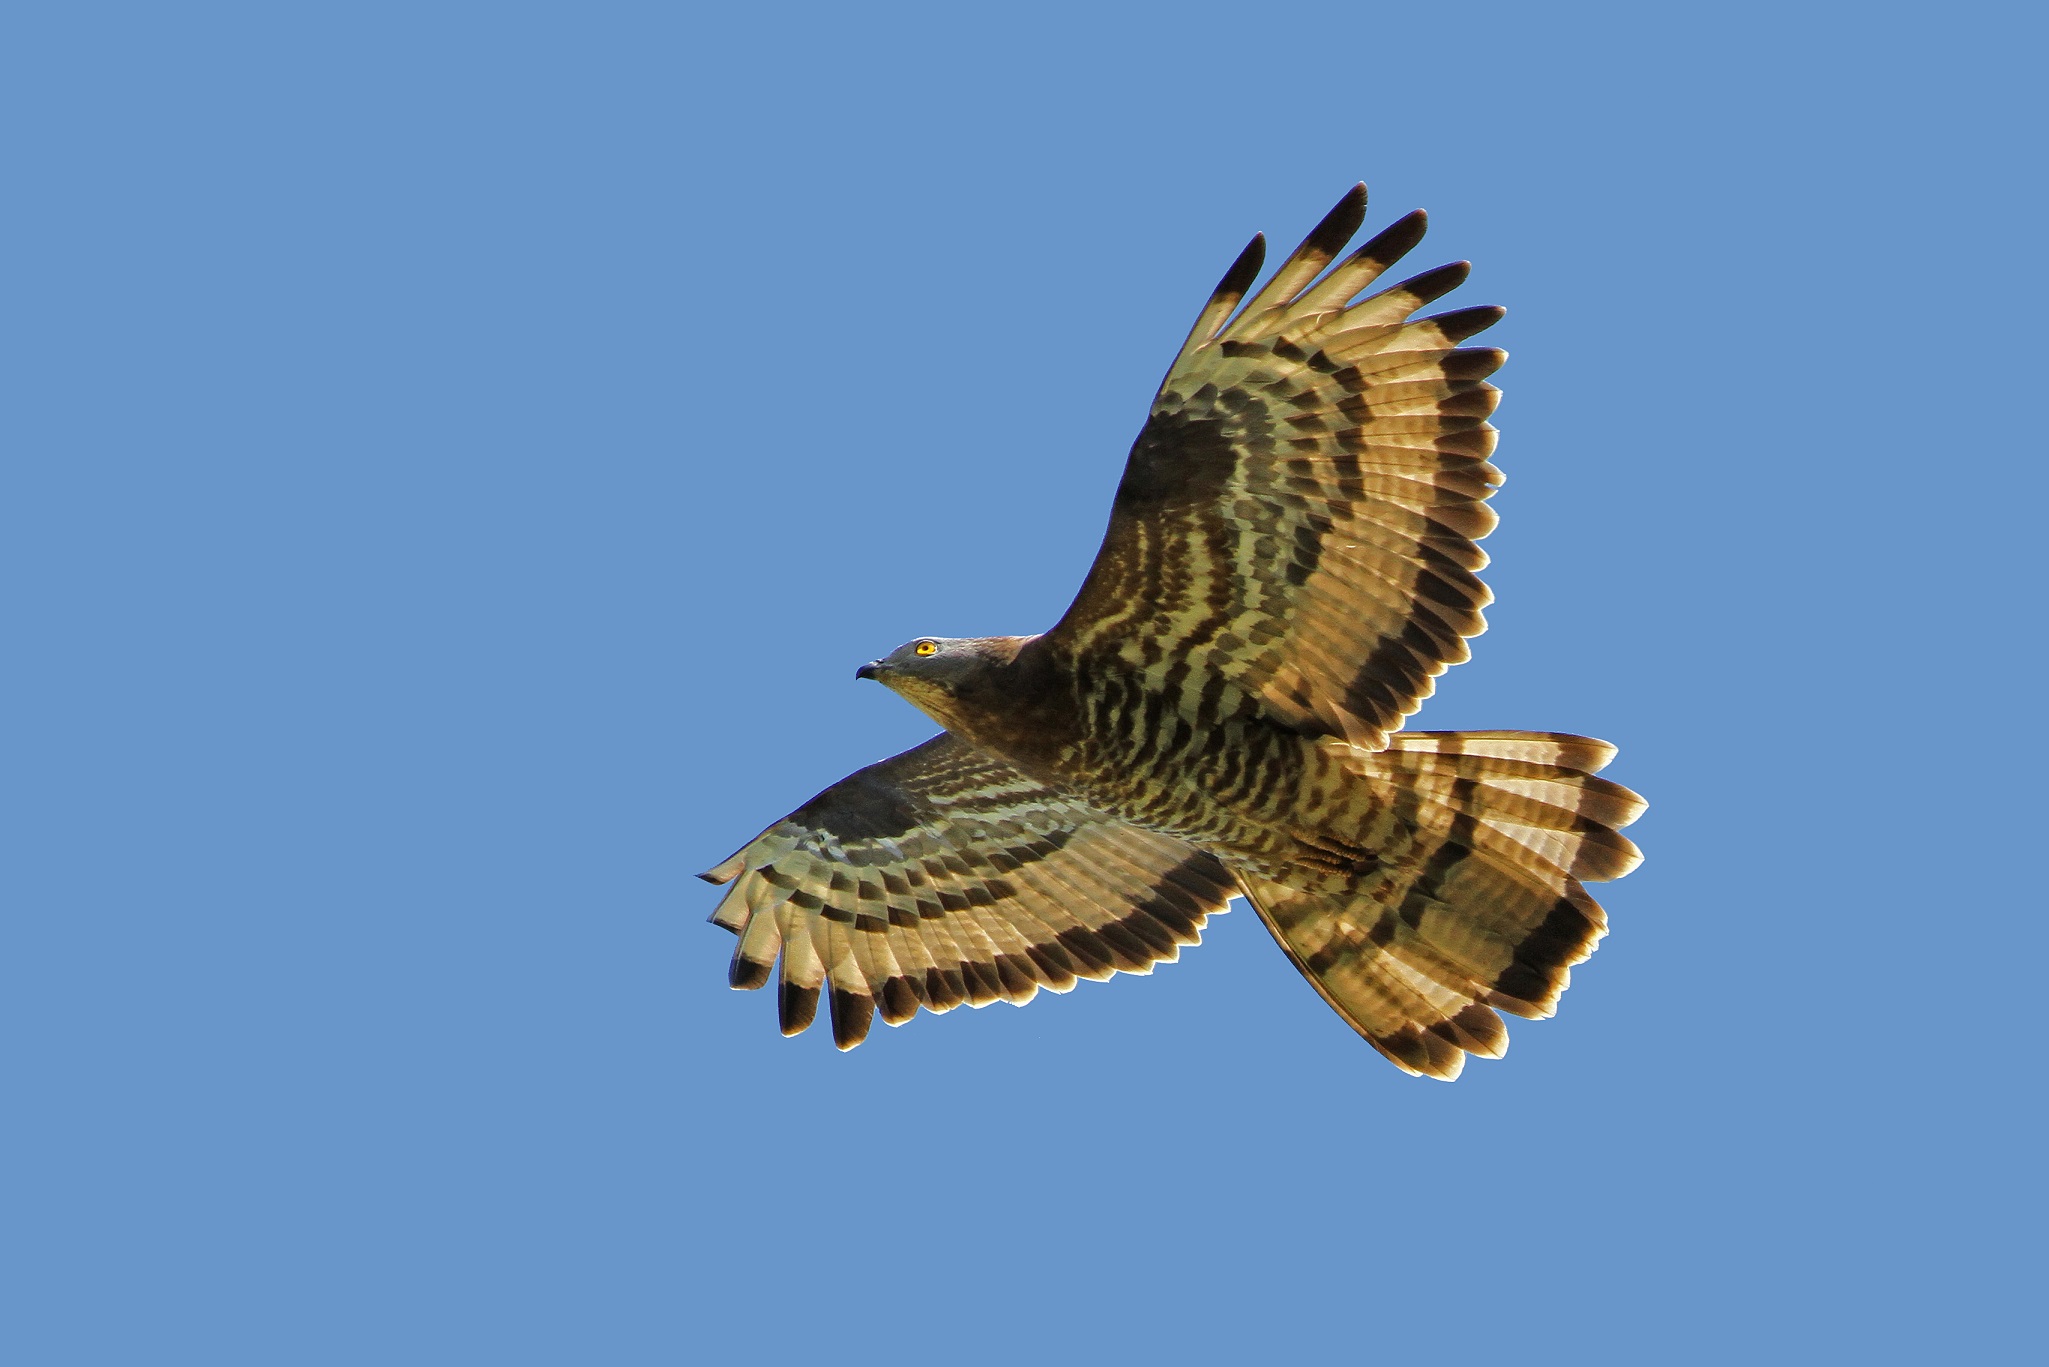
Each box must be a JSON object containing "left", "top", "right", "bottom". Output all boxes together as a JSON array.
[
  {"left": 1045, "top": 184, "right": 1506, "bottom": 750},
  {"left": 701, "top": 734, "right": 1237, "bottom": 1049}
]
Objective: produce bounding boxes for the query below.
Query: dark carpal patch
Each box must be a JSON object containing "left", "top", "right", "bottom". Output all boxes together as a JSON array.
[
  {"left": 1112, "top": 409, "right": 1240, "bottom": 516},
  {"left": 794, "top": 748, "right": 941, "bottom": 841}
]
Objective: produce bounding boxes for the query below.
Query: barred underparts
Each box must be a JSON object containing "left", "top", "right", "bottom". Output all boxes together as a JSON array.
[{"left": 702, "top": 185, "right": 1644, "bottom": 1079}]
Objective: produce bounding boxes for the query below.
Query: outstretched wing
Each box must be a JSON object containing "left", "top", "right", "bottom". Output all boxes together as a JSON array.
[
  {"left": 1045, "top": 184, "right": 1505, "bottom": 750},
  {"left": 701, "top": 734, "right": 1237, "bottom": 1049}
]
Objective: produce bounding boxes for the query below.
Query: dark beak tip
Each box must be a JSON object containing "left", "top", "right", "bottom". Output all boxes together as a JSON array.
[{"left": 855, "top": 662, "right": 880, "bottom": 681}]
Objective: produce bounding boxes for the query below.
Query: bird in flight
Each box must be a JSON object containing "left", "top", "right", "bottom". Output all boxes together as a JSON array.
[{"left": 702, "top": 184, "right": 1645, "bottom": 1078}]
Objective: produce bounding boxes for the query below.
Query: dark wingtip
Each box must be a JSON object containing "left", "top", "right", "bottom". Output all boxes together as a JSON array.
[
  {"left": 729, "top": 957, "right": 772, "bottom": 990},
  {"left": 696, "top": 870, "right": 725, "bottom": 885},
  {"left": 830, "top": 987, "right": 875, "bottom": 1050},
  {"left": 1402, "top": 260, "right": 1472, "bottom": 305},
  {"left": 1214, "top": 232, "right": 1266, "bottom": 305},
  {"left": 1358, "top": 209, "right": 1429, "bottom": 266},
  {"left": 1442, "top": 347, "right": 1508, "bottom": 380},
  {"left": 778, "top": 981, "right": 819, "bottom": 1036},
  {"left": 1431, "top": 304, "right": 1507, "bottom": 342},
  {"left": 1302, "top": 184, "right": 1370, "bottom": 258},
  {"left": 878, "top": 976, "right": 920, "bottom": 1025}
]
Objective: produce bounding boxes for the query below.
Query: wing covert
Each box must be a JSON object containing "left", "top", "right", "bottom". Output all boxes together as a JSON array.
[
  {"left": 1046, "top": 184, "right": 1507, "bottom": 750},
  {"left": 701, "top": 734, "right": 1237, "bottom": 1049}
]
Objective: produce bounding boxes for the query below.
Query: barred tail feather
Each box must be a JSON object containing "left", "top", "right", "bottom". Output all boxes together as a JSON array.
[
  {"left": 1243, "top": 730, "right": 1644, "bottom": 1080},
  {"left": 1363, "top": 731, "right": 1647, "bottom": 884}
]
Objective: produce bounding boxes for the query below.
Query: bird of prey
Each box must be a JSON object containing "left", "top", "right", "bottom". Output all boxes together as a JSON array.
[{"left": 702, "top": 184, "right": 1644, "bottom": 1079}]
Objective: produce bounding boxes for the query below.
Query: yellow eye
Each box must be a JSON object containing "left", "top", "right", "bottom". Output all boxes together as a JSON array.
[{"left": 914, "top": 640, "right": 938, "bottom": 657}]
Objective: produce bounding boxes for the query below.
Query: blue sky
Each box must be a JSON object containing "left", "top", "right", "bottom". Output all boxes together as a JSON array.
[{"left": 7, "top": 3, "right": 2042, "bottom": 1363}]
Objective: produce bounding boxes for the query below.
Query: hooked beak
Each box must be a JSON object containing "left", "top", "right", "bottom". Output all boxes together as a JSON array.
[{"left": 855, "top": 661, "right": 882, "bottom": 681}]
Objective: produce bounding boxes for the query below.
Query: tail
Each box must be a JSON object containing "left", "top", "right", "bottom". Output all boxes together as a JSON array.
[{"left": 1239, "top": 731, "right": 1646, "bottom": 1080}]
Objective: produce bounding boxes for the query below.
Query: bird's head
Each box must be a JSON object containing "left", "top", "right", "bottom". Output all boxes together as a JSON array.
[{"left": 855, "top": 635, "right": 1027, "bottom": 731}]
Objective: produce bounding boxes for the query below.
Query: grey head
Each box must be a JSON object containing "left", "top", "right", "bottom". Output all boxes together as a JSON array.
[{"left": 854, "top": 635, "right": 1030, "bottom": 732}]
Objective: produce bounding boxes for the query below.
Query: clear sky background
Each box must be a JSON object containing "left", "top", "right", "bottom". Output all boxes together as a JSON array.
[{"left": 7, "top": 3, "right": 2042, "bottom": 1363}]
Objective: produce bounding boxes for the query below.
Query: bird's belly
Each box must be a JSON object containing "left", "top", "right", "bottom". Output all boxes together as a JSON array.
[{"left": 1051, "top": 720, "right": 1375, "bottom": 893}]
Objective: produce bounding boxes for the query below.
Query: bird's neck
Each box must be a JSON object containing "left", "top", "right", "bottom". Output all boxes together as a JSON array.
[{"left": 922, "top": 636, "right": 1076, "bottom": 775}]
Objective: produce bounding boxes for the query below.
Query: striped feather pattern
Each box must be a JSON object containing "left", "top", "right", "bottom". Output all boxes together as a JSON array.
[
  {"left": 702, "top": 186, "right": 1647, "bottom": 1078},
  {"left": 1240, "top": 730, "right": 1645, "bottom": 1079},
  {"left": 701, "top": 734, "right": 1237, "bottom": 1049},
  {"left": 1047, "top": 184, "right": 1506, "bottom": 749}
]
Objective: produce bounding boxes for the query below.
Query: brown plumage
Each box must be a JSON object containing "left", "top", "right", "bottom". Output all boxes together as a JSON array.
[{"left": 702, "top": 184, "right": 1645, "bottom": 1078}]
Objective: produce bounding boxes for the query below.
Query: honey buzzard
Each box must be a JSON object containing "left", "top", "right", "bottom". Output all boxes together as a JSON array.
[{"left": 702, "top": 185, "right": 1645, "bottom": 1078}]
